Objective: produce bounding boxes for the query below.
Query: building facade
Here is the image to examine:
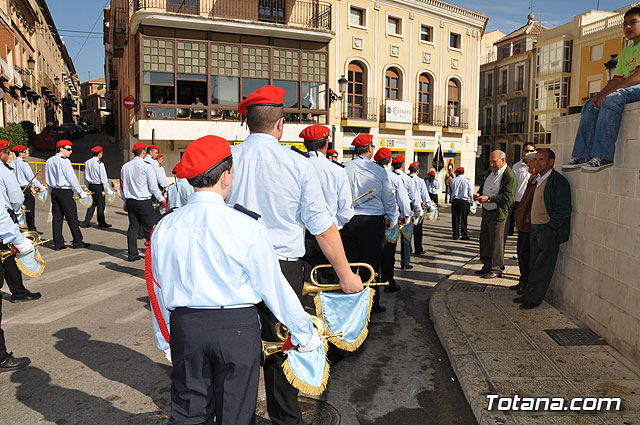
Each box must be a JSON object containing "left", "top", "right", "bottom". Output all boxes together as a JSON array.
[{"left": 80, "top": 77, "right": 108, "bottom": 131}]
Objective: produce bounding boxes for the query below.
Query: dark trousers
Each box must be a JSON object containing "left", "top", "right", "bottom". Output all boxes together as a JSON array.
[
  {"left": 524, "top": 224, "right": 560, "bottom": 305},
  {"left": 479, "top": 209, "right": 506, "bottom": 273},
  {"left": 400, "top": 233, "right": 411, "bottom": 268},
  {"left": 381, "top": 240, "right": 398, "bottom": 289},
  {"left": 414, "top": 219, "right": 424, "bottom": 255},
  {"left": 341, "top": 215, "right": 385, "bottom": 307},
  {"left": 1, "top": 243, "right": 29, "bottom": 297},
  {"left": 429, "top": 193, "right": 439, "bottom": 206},
  {"left": 507, "top": 201, "right": 519, "bottom": 237},
  {"left": 0, "top": 260, "right": 6, "bottom": 362},
  {"left": 21, "top": 187, "right": 37, "bottom": 231},
  {"left": 51, "top": 188, "right": 83, "bottom": 248},
  {"left": 125, "top": 199, "right": 156, "bottom": 259},
  {"left": 168, "top": 307, "right": 261, "bottom": 425},
  {"left": 259, "top": 260, "right": 304, "bottom": 425},
  {"left": 82, "top": 183, "right": 107, "bottom": 226},
  {"left": 451, "top": 199, "right": 470, "bottom": 239},
  {"left": 517, "top": 231, "right": 531, "bottom": 287}
]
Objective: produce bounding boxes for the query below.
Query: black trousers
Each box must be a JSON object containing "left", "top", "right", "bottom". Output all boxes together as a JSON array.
[
  {"left": 82, "top": 183, "right": 108, "bottom": 226},
  {"left": 381, "top": 240, "right": 398, "bottom": 289},
  {"left": 340, "top": 215, "right": 385, "bottom": 307},
  {"left": 429, "top": 193, "right": 439, "bottom": 206},
  {"left": 479, "top": 209, "right": 506, "bottom": 273},
  {"left": 414, "top": 219, "right": 424, "bottom": 255},
  {"left": 507, "top": 201, "right": 520, "bottom": 237},
  {"left": 524, "top": 224, "right": 560, "bottom": 305},
  {"left": 1, "top": 244, "right": 29, "bottom": 297},
  {"left": 451, "top": 199, "right": 470, "bottom": 239},
  {"left": 51, "top": 188, "right": 83, "bottom": 249},
  {"left": 259, "top": 259, "right": 304, "bottom": 425},
  {"left": 21, "top": 187, "right": 37, "bottom": 231},
  {"left": 517, "top": 231, "right": 531, "bottom": 287},
  {"left": 168, "top": 307, "right": 261, "bottom": 425},
  {"left": 0, "top": 259, "right": 6, "bottom": 362},
  {"left": 125, "top": 199, "right": 156, "bottom": 259}
]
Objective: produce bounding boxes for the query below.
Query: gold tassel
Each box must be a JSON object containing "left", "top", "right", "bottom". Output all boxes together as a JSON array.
[
  {"left": 282, "top": 340, "right": 330, "bottom": 396},
  {"left": 14, "top": 248, "right": 46, "bottom": 278}
]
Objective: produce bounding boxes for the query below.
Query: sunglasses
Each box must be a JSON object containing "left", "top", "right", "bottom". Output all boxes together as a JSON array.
[
  {"left": 329, "top": 154, "right": 338, "bottom": 158},
  {"left": 63, "top": 147, "right": 72, "bottom": 151},
  {"left": 524, "top": 150, "right": 535, "bottom": 153}
]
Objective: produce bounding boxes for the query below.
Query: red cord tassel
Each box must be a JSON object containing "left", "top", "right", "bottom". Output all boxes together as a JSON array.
[{"left": 145, "top": 238, "right": 170, "bottom": 344}]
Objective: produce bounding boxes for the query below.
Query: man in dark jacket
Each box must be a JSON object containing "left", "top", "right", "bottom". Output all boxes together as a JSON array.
[
  {"left": 475, "top": 150, "right": 516, "bottom": 278},
  {"left": 514, "top": 149, "right": 571, "bottom": 309}
]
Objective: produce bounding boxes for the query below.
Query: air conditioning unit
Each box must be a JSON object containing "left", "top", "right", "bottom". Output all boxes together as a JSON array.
[{"left": 448, "top": 116, "right": 460, "bottom": 127}]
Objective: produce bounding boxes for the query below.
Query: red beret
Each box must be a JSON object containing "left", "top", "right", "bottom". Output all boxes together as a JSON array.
[
  {"left": 327, "top": 149, "right": 338, "bottom": 155},
  {"left": 91, "top": 146, "right": 103, "bottom": 153},
  {"left": 0, "top": 140, "right": 10, "bottom": 150},
  {"left": 373, "top": 147, "right": 392, "bottom": 162},
  {"left": 132, "top": 142, "right": 146, "bottom": 152},
  {"left": 299, "top": 125, "right": 330, "bottom": 141},
  {"left": 455, "top": 167, "right": 464, "bottom": 173},
  {"left": 56, "top": 140, "right": 73, "bottom": 149},
  {"left": 12, "top": 145, "right": 27, "bottom": 152},
  {"left": 392, "top": 155, "right": 404, "bottom": 164},
  {"left": 238, "top": 85, "right": 285, "bottom": 115},
  {"left": 174, "top": 135, "right": 231, "bottom": 179},
  {"left": 147, "top": 144, "right": 160, "bottom": 152},
  {"left": 409, "top": 162, "right": 420, "bottom": 168},
  {"left": 428, "top": 170, "right": 435, "bottom": 176},
  {"left": 351, "top": 134, "right": 373, "bottom": 147}
]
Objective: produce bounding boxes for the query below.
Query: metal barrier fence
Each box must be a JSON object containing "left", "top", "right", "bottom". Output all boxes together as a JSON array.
[{"left": 29, "top": 161, "right": 87, "bottom": 188}]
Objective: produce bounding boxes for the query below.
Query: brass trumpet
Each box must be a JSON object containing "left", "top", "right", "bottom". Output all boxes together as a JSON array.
[
  {"left": 352, "top": 188, "right": 376, "bottom": 203},
  {"left": 0, "top": 231, "right": 51, "bottom": 261},
  {"left": 72, "top": 190, "right": 94, "bottom": 200},
  {"left": 302, "top": 262, "right": 389, "bottom": 296}
]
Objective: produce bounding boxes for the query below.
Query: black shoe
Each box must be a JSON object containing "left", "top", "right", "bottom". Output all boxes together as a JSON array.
[
  {"left": 401, "top": 265, "right": 413, "bottom": 271},
  {"left": 28, "top": 229, "right": 43, "bottom": 235},
  {"left": 53, "top": 245, "right": 67, "bottom": 251},
  {"left": 509, "top": 284, "right": 522, "bottom": 291},
  {"left": 415, "top": 250, "right": 425, "bottom": 256},
  {"left": 127, "top": 256, "right": 142, "bottom": 262},
  {"left": 475, "top": 268, "right": 490, "bottom": 275},
  {"left": 79, "top": 223, "right": 91, "bottom": 228},
  {"left": 461, "top": 236, "right": 470, "bottom": 240},
  {"left": 481, "top": 272, "right": 502, "bottom": 279},
  {"left": 72, "top": 242, "right": 91, "bottom": 249},
  {"left": 453, "top": 236, "right": 460, "bottom": 240},
  {"left": 0, "top": 353, "right": 30, "bottom": 372},
  {"left": 98, "top": 223, "right": 112, "bottom": 228},
  {"left": 513, "top": 296, "right": 527, "bottom": 303},
  {"left": 10, "top": 292, "right": 42, "bottom": 303},
  {"left": 384, "top": 285, "right": 401, "bottom": 293},
  {"left": 371, "top": 305, "right": 387, "bottom": 314},
  {"left": 519, "top": 301, "right": 538, "bottom": 310}
]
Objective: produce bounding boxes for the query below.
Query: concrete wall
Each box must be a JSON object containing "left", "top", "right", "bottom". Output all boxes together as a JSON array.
[{"left": 550, "top": 103, "right": 640, "bottom": 367}]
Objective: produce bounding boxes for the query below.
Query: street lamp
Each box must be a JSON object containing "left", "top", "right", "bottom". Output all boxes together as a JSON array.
[
  {"left": 604, "top": 54, "right": 618, "bottom": 80},
  {"left": 27, "top": 56, "right": 35, "bottom": 71},
  {"left": 329, "top": 75, "right": 348, "bottom": 106}
]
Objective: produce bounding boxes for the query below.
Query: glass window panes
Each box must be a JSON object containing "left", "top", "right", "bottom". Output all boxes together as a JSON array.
[
  {"left": 143, "top": 72, "right": 174, "bottom": 85},
  {"left": 350, "top": 7, "right": 364, "bottom": 26},
  {"left": 302, "top": 81, "right": 326, "bottom": 110},
  {"left": 420, "top": 25, "right": 432, "bottom": 42},
  {"left": 243, "top": 78, "right": 269, "bottom": 100},
  {"left": 143, "top": 38, "right": 173, "bottom": 72},
  {"left": 211, "top": 43, "right": 239, "bottom": 77},
  {"left": 274, "top": 49, "right": 299, "bottom": 80},
  {"left": 301, "top": 52, "right": 326, "bottom": 82},
  {"left": 274, "top": 80, "right": 299, "bottom": 108},
  {"left": 387, "top": 17, "right": 400, "bottom": 35},
  {"left": 450, "top": 33, "right": 461, "bottom": 49},
  {"left": 212, "top": 76, "right": 239, "bottom": 105},
  {"left": 242, "top": 47, "right": 270, "bottom": 78},
  {"left": 177, "top": 40, "right": 207, "bottom": 74}
]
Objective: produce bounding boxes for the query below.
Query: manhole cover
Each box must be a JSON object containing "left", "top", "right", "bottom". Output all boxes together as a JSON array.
[
  {"left": 450, "top": 282, "right": 487, "bottom": 292},
  {"left": 256, "top": 396, "right": 341, "bottom": 425},
  {"left": 544, "top": 328, "right": 607, "bottom": 346}
]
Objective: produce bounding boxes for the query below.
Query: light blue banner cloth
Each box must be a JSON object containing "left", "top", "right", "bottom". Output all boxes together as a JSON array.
[
  {"left": 283, "top": 342, "right": 329, "bottom": 395},
  {"left": 316, "top": 287, "right": 372, "bottom": 351}
]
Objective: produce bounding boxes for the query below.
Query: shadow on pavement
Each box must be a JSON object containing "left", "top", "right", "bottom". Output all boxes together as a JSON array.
[{"left": 99, "top": 261, "right": 145, "bottom": 279}]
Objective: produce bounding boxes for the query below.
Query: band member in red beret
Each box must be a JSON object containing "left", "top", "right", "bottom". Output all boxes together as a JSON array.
[
  {"left": 407, "top": 161, "right": 432, "bottom": 256},
  {"left": 11, "top": 145, "right": 45, "bottom": 234},
  {"left": 326, "top": 148, "right": 339, "bottom": 162},
  {"left": 425, "top": 169, "right": 440, "bottom": 206},
  {"left": 449, "top": 166, "right": 474, "bottom": 240},
  {"left": 227, "top": 85, "right": 363, "bottom": 425},
  {"left": 145, "top": 144, "right": 168, "bottom": 220},
  {"left": 120, "top": 142, "right": 164, "bottom": 261},
  {"left": 81, "top": 146, "right": 115, "bottom": 229}
]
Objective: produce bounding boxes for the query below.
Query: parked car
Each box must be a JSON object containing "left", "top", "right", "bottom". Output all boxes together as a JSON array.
[
  {"left": 61, "top": 123, "right": 83, "bottom": 139},
  {"left": 34, "top": 126, "right": 72, "bottom": 150}
]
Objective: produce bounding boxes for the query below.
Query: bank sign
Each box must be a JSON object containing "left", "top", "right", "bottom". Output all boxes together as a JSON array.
[{"left": 385, "top": 100, "right": 412, "bottom": 124}]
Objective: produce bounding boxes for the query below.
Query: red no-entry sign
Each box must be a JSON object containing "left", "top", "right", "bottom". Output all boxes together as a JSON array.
[{"left": 123, "top": 96, "right": 135, "bottom": 110}]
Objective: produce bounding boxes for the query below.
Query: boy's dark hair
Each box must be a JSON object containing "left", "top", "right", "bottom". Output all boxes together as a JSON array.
[
  {"left": 409, "top": 165, "right": 419, "bottom": 173},
  {"left": 624, "top": 6, "right": 640, "bottom": 18},
  {"left": 376, "top": 157, "right": 391, "bottom": 166},
  {"left": 133, "top": 148, "right": 145, "bottom": 157},
  {"left": 246, "top": 105, "right": 284, "bottom": 133},
  {"left": 188, "top": 156, "right": 233, "bottom": 188},
  {"left": 93, "top": 151, "right": 101, "bottom": 157},
  {"left": 303, "top": 138, "right": 328, "bottom": 152},
  {"left": 392, "top": 162, "right": 403, "bottom": 170},
  {"left": 523, "top": 141, "right": 535, "bottom": 150},
  {"left": 354, "top": 145, "right": 370, "bottom": 155}
]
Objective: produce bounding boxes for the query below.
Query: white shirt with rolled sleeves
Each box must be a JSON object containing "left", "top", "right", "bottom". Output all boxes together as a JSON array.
[
  {"left": 167, "top": 178, "right": 194, "bottom": 209},
  {"left": 0, "top": 163, "right": 24, "bottom": 213},
  {"left": 449, "top": 175, "right": 474, "bottom": 200},
  {"left": 307, "top": 151, "right": 354, "bottom": 229},
  {"left": 410, "top": 174, "right": 432, "bottom": 210},
  {"left": 512, "top": 159, "right": 530, "bottom": 202},
  {"left": 226, "top": 133, "right": 335, "bottom": 259},
  {"left": 344, "top": 156, "right": 398, "bottom": 227},
  {"left": 149, "top": 191, "right": 315, "bottom": 352},
  {"left": 12, "top": 157, "right": 46, "bottom": 191},
  {"left": 84, "top": 157, "right": 112, "bottom": 193},
  {"left": 0, "top": 188, "right": 24, "bottom": 245},
  {"left": 394, "top": 170, "right": 421, "bottom": 215},
  {"left": 120, "top": 157, "right": 164, "bottom": 202},
  {"left": 426, "top": 179, "right": 440, "bottom": 194},
  {"left": 144, "top": 154, "right": 168, "bottom": 189},
  {"left": 45, "top": 153, "right": 83, "bottom": 194},
  {"left": 386, "top": 169, "right": 411, "bottom": 218}
]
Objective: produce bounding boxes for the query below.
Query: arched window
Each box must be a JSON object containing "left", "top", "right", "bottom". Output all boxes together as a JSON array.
[
  {"left": 417, "top": 73, "right": 432, "bottom": 124},
  {"left": 347, "top": 61, "right": 365, "bottom": 119},
  {"left": 385, "top": 68, "right": 400, "bottom": 100},
  {"left": 447, "top": 79, "right": 460, "bottom": 118}
]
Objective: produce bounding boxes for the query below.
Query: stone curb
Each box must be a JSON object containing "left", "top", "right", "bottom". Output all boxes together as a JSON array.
[{"left": 430, "top": 258, "right": 516, "bottom": 425}]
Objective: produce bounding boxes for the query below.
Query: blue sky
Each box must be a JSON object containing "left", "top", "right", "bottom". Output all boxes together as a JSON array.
[{"left": 49, "top": 0, "right": 633, "bottom": 83}]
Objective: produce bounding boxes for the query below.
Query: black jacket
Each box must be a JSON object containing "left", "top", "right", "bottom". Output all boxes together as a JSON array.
[{"left": 543, "top": 169, "right": 572, "bottom": 243}]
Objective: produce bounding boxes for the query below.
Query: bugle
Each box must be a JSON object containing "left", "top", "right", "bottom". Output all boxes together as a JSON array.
[
  {"left": 72, "top": 190, "right": 95, "bottom": 200},
  {"left": 352, "top": 188, "right": 376, "bottom": 203},
  {"left": 0, "top": 231, "right": 50, "bottom": 261},
  {"left": 302, "top": 262, "right": 389, "bottom": 296}
]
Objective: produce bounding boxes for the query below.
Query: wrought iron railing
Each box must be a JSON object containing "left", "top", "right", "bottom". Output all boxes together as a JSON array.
[
  {"left": 442, "top": 107, "right": 468, "bottom": 129},
  {"left": 413, "top": 104, "right": 442, "bottom": 125},
  {"left": 341, "top": 97, "right": 376, "bottom": 120}
]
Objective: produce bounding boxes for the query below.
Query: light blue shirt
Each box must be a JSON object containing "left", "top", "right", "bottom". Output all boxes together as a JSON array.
[
  {"left": 144, "top": 154, "right": 168, "bottom": 189},
  {"left": 0, "top": 163, "right": 24, "bottom": 213},
  {"left": 410, "top": 173, "right": 432, "bottom": 210},
  {"left": 394, "top": 170, "right": 421, "bottom": 215},
  {"left": 120, "top": 156, "right": 164, "bottom": 202},
  {"left": 226, "top": 133, "right": 335, "bottom": 258},
  {"left": 308, "top": 151, "right": 354, "bottom": 229},
  {"left": 0, "top": 189, "right": 23, "bottom": 245},
  {"left": 344, "top": 156, "right": 398, "bottom": 226},
  {"left": 167, "top": 178, "right": 194, "bottom": 209},
  {"left": 45, "top": 153, "right": 83, "bottom": 193},
  {"left": 150, "top": 191, "right": 314, "bottom": 351},
  {"left": 449, "top": 175, "right": 474, "bottom": 200},
  {"left": 84, "top": 157, "right": 110, "bottom": 192},
  {"left": 426, "top": 178, "right": 440, "bottom": 194},
  {"left": 386, "top": 168, "right": 411, "bottom": 218},
  {"left": 11, "top": 157, "right": 45, "bottom": 191}
]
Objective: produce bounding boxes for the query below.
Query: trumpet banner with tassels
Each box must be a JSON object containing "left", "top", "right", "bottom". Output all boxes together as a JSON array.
[
  {"left": 36, "top": 190, "right": 48, "bottom": 202},
  {"left": 427, "top": 206, "right": 438, "bottom": 222},
  {"left": 385, "top": 224, "right": 399, "bottom": 243},
  {"left": 314, "top": 287, "right": 374, "bottom": 351},
  {"left": 282, "top": 340, "right": 330, "bottom": 396},
  {"left": 78, "top": 195, "right": 93, "bottom": 208},
  {"left": 400, "top": 220, "right": 413, "bottom": 240},
  {"left": 15, "top": 248, "right": 46, "bottom": 278}
]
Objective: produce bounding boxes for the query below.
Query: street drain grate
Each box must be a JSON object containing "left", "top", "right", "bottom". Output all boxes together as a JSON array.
[
  {"left": 544, "top": 328, "right": 608, "bottom": 346},
  {"left": 450, "top": 282, "right": 487, "bottom": 292},
  {"left": 256, "top": 396, "right": 341, "bottom": 425}
]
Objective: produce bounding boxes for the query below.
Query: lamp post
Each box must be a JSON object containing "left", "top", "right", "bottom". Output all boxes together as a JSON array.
[
  {"left": 54, "top": 76, "right": 60, "bottom": 85},
  {"left": 604, "top": 54, "right": 618, "bottom": 80},
  {"left": 27, "top": 57, "right": 35, "bottom": 72},
  {"left": 329, "top": 75, "right": 348, "bottom": 106}
]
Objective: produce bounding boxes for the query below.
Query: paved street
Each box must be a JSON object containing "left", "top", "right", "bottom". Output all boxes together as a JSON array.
[{"left": 0, "top": 134, "right": 485, "bottom": 424}]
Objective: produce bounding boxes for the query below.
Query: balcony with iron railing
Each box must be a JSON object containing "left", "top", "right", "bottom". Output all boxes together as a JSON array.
[
  {"left": 498, "top": 84, "right": 508, "bottom": 95},
  {"left": 483, "top": 86, "right": 493, "bottom": 97},
  {"left": 341, "top": 97, "right": 377, "bottom": 121},
  {"left": 130, "top": 0, "right": 332, "bottom": 32},
  {"left": 113, "top": 7, "right": 128, "bottom": 47},
  {"left": 513, "top": 80, "right": 524, "bottom": 92},
  {"left": 413, "top": 104, "right": 442, "bottom": 127},
  {"left": 442, "top": 107, "right": 468, "bottom": 130}
]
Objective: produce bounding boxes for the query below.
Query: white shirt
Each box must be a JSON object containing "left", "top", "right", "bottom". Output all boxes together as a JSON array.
[
  {"left": 150, "top": 191, "right": 314, "bottom": 352},
  {"left": 11, "top": 157, "right": 45, "bottom": 191},
  {"left": 0, "top": 189, "right": 24, "bottom": 246},
  {"left": 481, "top": 163, "right": 507, "bottom": 211},
  {"left": 536, "top": 168, "right": 552, "bottom": 185},
  {"left": 84, "top": 157, "right": 111, "bottom": 193},
  {"left": 512, "top": 159, "right": 531, "bottom": 202},
  {"left": 166, "top": 178, "right": 194, "bottom": 209},
  {"left": 307, "top": 151, "right": 354, "bottom": 229},
  {"left": 449, "top": 175, "right": 474, "bottom": 200},
  {"left": 0, "top": 162, "right": 24, "bottom": 213},
  {"left": 45, "top": 153, "right": 83, "bottom": 193},
  {"left": 386, "top": 168, "right": 411, "bottom": 218},
  {"left": 120, "top": 157, "right": 164, "bottom": 202},
  {"left": 394, "top": 170, "right": 421, "bottom": 215},
  {"left": 144, "top": 154, "right": 168, "bottom": 189},
  {"left": 410, "top": 173, "right": 433, "bottom": 210},
  {"left": 425, "top": 178, "right": 440, "bottom": 194}
]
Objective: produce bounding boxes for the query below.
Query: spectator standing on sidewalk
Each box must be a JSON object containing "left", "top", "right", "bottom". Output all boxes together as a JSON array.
[
  {"left": 474, "top": 150, "right": 516, "bottom": 279},
  {"left": 514, "top": 149, "right": 571, "bottom": 309},
  {"left": 508, "top": 142, "right": 535, "bottom": 237}
]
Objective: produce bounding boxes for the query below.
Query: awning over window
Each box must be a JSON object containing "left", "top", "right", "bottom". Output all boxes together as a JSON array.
[
  {"left": 0, "top": 57, "right": 13, "bottom": 84},
  {"left": 12, "top": 69, "right": 23, "bottom": 89}
]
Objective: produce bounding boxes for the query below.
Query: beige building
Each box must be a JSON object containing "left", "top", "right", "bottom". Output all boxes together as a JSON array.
[{"left": 80, "top": 77, "right": 108, "bottom": 131}]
